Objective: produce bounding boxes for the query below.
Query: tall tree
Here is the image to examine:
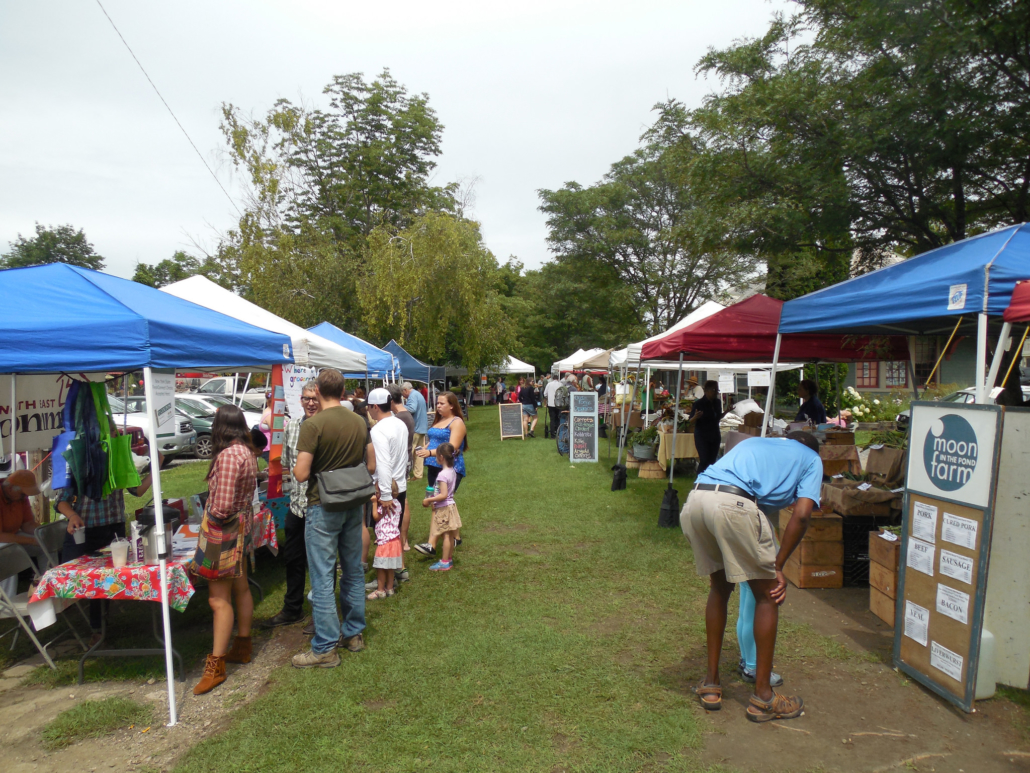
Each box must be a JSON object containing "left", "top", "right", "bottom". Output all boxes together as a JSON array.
[
  {"left": 132, "top": 249, "right": 237, "bottom": 290},
  {"left": 1, "top": 223, "right": 105, "bottom": 271}
]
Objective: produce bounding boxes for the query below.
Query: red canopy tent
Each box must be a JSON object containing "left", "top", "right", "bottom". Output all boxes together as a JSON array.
[
  {"left": 1003, "top": 280, "right": 1030, "bottom": 322},
  {"left": 640, "top": 294, "right": 909, "bottom": 363}
]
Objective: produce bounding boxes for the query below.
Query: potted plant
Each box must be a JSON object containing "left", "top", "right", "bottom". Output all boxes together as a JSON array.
[{"left": 631, "top": 424, "right": 660, "bottom": 460}]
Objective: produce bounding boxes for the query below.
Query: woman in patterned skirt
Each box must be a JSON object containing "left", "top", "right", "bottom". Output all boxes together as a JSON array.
[{"left": 189, "top": 405, "right": 258, "bottom": 695}]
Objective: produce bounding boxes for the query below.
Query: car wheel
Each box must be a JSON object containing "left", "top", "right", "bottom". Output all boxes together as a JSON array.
[{"left": 195, "top": 434, "right": 213, "bottom": 459}]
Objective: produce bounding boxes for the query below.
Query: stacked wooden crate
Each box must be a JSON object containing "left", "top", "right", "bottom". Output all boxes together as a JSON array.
[
  {"left": 779, "top": 506, "right": 844, "bottom": 589},
  {"left": 868, "top": 530, "right": 900, "bottom": 626}
]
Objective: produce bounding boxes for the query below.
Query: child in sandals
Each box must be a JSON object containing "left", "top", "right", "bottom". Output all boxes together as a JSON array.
[
  {"left": 369, "top": 497, "right": 402, "bottom": 599},
  {"left": 421, "top": 443, "right": 462, "bottom": 571}
]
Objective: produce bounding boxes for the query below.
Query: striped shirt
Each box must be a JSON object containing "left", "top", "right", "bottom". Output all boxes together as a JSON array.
[{"left": 283, "top": 416, "right": 308, "bottom": 518}]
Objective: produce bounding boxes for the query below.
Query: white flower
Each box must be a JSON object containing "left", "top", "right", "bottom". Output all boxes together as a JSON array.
[{"left": 873, "top": 399, "right": 880, "bottom": 405}]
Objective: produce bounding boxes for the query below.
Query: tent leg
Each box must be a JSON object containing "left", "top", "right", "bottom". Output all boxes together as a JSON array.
[
  {"left": 986, "top": 321, "right": 1012, "bottom": 396},
  {"left": 761, "top": 335, "right": 781, "bottom": 437},
  {"left": 835, "top": 366, "right": 841, "bottom": 423},
  {"left": 668, "top": 354, "right": 684, "bottom": 484},
  {"left": 240, "top": 373, "right": 251, "bottom": 406},
  {"left": 10, "top": 376, "right": 16, "bottom": 469},
  {"left": 975, "top": 313, "right": 989, "bottom": 403},
  {"left": 142, "top": 368, "right": 178, "bottom": 726},
  {"left": 615, "top": 367, "right": 630, "bottom": 466}
]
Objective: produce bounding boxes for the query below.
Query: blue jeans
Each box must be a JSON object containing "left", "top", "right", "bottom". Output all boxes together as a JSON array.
[
  {"left": 304, "top": 503, "right": 365, "bottom": 654},
  {"left": 737, "top": 581, "right": 757, "bottom": 670}
]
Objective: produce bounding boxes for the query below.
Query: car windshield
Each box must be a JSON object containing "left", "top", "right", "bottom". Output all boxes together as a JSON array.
[
  {"left": 176, "top": 400, "right": 213, "bottom": 418},
  {"left": 942, "top": 391, "right": 971, "bottom": 403}
]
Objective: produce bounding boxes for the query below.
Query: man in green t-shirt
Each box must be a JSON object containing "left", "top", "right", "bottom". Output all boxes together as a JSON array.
[{"left": 291, "top": 369, "right": 375, "bottom": 668}]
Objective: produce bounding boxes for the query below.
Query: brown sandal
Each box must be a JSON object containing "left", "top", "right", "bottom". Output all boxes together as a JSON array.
[
  {"left": 746, "top": 692, "right": 804, "bottom": 722},
  {"left": 694, "top": 680, "right": 722, "bottom": 711}
]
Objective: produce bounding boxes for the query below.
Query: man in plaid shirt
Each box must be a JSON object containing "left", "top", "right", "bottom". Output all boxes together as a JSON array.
[{"left": 263, "top": 380, "right": 321, "bottom": 629}]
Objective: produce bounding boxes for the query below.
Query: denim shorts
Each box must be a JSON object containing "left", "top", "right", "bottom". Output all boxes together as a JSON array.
[{"left": 522, "top": 404, "right": 537, "bottom": 417}]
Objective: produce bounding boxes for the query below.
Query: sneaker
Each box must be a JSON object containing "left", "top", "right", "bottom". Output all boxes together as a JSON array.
[
  {"left": 292, "top": 648, "right": 340, "bottom": 669},
  {"left": 385, "top": 588, "right": 396, "bottom": 597},
  {"left": 429, "top": 560, "right": 453, "bottom": 571},
  {"left": 738, "top": 660, "right": 783, "bottom": 687},
  {"left": 339, "top": 633, "right": 365, "bottom": 652},
  {"left": 260, "top": 611, "right": 303, "bottom": 629},
  {"left": 365, "top": 579, "right": 380, "bottom": 591},
  {"left": 396, "top": 569, "right": 410, "bottom": 583},
  {"left": 302, "top": 619, "right": 315, "bottom": 636},
  {"left": 413, "top": 543, "right": 436, "bottom": 557},
  {"left": 454, "top": 537, "right": 462, "bottom": 547}
]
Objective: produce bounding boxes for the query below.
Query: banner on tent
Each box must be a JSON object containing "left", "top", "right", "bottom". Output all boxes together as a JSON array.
[
  {"left": 150, "top": 370, "right": 177, "bottom": 439},
  {"left": 283, "top": 364, "right": 318, "bottom": 421},
  {"left": 0, "top": 374, "right": 77, "bottom": 460}
]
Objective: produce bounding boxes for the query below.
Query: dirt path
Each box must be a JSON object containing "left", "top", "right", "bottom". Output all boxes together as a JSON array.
[
  {"left": 1, "top": 624, "right": 307, "bottom": 773},
  {"left": 691, "top": 588, "right": 1030, "bottom": 772}
]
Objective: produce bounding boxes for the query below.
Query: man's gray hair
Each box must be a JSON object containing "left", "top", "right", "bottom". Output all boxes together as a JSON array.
[
  {"left": 301, "top": 380, "right": 318, "bottom": 393},
  {"left": 402, "top": 381, "right": 413, "bottom": 390}
]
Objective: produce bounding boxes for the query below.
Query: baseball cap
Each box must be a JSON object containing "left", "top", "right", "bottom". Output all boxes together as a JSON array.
[
  {"left": 4, "top": 470, "right": 40, "bottom": 497},
  {"left": 367, "top": 388, "right": 392, "bottom": 407}
]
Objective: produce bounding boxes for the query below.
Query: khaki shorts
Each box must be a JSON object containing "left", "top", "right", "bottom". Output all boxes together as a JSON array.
[{"left": 680, "top": 489, "right": 777, "bottom": 583}]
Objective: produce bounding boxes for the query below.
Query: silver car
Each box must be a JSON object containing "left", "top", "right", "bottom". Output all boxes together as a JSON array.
[{"left": 109, "top": 396, "right": 197, "bottom": 460}]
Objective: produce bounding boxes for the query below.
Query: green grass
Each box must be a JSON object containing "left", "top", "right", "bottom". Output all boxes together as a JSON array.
[{"left": 40, "top": 696, "right": 153, "bottom": 750}]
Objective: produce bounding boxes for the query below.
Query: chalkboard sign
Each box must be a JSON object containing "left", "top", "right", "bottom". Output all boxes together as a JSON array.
[
  {"left": 570, "top": 391, "right": 598, "bottom": 463},
  {"left": 499, "top": 402, "right": 525, "bottom": 440}
]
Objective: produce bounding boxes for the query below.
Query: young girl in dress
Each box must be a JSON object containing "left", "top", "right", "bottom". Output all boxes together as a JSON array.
[
  {"left": 421, "top": 442, "right": 462, "bottom": 572},
  {"left": 369, "top": 497, "right": 403, "bottom": 599}
]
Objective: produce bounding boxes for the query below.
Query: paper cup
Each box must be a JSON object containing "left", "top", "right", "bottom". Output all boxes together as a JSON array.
[
  {"left": 72, "top": 526, "right": 86, "bottom": 545},
  {"left": 110, "top": 540, "right": 129, "bottom": 568}
]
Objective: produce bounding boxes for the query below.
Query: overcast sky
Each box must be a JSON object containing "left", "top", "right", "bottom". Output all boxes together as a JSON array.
[{"left": 1, "top": 0, "right": 789, "bottom": 279}]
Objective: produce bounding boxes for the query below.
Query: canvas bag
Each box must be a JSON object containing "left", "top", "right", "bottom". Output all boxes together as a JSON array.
[
  {"left": 50, "top": 380, "right": 81, "bottom": 491},
  {"left": 315, "top": 464, "right": 376, "bottom": 512}
]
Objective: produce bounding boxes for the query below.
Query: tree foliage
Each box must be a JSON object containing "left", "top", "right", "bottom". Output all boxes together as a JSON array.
[
  {"left": 132, "top": 250, "right": 237, "bottom": 289},
  {"left": 359, "top": 212, "right": 514, "bottom": 372},
  {"left": 1, "top": 223, "right": 105, "bottom": 271}
]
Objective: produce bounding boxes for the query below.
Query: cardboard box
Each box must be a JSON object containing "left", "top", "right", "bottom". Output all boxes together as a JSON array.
[
  {"left": 821, "top": 481, "right": 895, "bottom": 517},
  {"left": 870, "top": 586, "right": 896, "bottom": 627},
  {"left": 869, "top": 531, "right": 901, "bottom": 571},
  {"left": 743, "top": 412, "right": 764, "bottom": 427},
  {"left": 779, "top": 508, "right": 843, "bottom": 542},
  {"left": 824, "top": 431, "right": 855, "bottom": 446},
  {"left": 795, "top": 539, "right": 845, "bottom": 565},
  {"left": 784, "top": 554, "right": 843, "bottom": 589},
  {"left": 869, "top": 560, "right": 898, "bottom": 599},
  {"left": 819, "top": 445, "right": 862, "bottom": 477}
]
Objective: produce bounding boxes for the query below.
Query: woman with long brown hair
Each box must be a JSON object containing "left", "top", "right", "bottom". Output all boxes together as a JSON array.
[
  {"left": 413, "top": 391, "right": 468, "bottom": 558},
  {"left": 188, "top": 405, "right": 258, "bottom": 695}
]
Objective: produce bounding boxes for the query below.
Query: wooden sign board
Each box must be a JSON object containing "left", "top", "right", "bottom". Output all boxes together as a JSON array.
[
  {"left": 570, "top": 391, "right": 598, "bottom": 463},
  {"left": 499, "top": 402, "right": 524, "bottom": 440},
  {"left": 894, "top": 402, "right": 1001, "bottom": 712}
]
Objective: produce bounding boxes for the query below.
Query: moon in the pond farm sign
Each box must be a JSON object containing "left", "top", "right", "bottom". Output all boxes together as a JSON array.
[{"left": 908, "top": 404, "right": 998, "bottom": 507}]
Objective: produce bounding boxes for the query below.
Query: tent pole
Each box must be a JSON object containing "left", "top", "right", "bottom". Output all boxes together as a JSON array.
[
  {"left": 761, "top": 334, "right": 781, "bottom": 438},
  {"left": 985, "top": 321, "right": 1012, "bottom": 396},
  {"left": 835, "top": 366, "right": 841, "bottom": 423},
  {"left": 240, "top": 373, "right": 251, "bottom": 406},
  {"left": 123, "top": 374, "right": 129, "bottom": 432},
  {"left": 615, "top": 366, "right": 630, "bottom": 466},
  {"left": 668, "top": 353, "right": 684, "bottom": 485},
  {"left": 10, "top": 375, "right": 16, "bottom": 470},
  {"left": 976, "top": 313, "right": 989, "bottom": 403},
  {"left": 142, "top": 367, "right": 178, "bottom": 726},
  {"left": 231, "top": 372, "right": 238, "bottom": 404}
]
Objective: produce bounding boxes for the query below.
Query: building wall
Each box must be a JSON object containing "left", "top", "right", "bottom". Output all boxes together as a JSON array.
[{"left": 844, "top": 336, "right": 979, "bottom": 394}]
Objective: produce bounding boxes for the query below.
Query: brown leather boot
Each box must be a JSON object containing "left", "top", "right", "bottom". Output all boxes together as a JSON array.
[
  {"left": 193, "top": 654, "right": 227, "bottom": 695},
  {"left": 224, "top": 635, "right": 252, "bottom": 664}
]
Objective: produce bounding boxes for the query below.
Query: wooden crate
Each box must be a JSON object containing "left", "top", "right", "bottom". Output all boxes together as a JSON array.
[
  {"left": 821, "top": 483, "right": 894, "bottom": 517},
  {"left": 795, "top": 539, "right": 844, "bottom": 565},
  {"left": 824, "top": 431, "right": 856, "bottom": 446},
  {"left": 870, "top": 586, "right": 896, "bottom": 627},
  {"left": 779, "top": 508, "right": 843, "bottom": 542},
  {"left": 868, "top": 532, "right": 900, "bottom": 571},
  {"left": 869, "top": 560, "right": 898, "bottom": 599},
  {"left": 784, "top": 554, "right": 843, "bottom": 589}
]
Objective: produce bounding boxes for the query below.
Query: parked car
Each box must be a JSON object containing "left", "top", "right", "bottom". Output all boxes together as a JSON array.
[
  {"left": 195, "top": 377, "right": 267, "bottom": 408},
  {"left": 108, "top": 396, "right": 197, "bottom": 460},
  {"left": 178, "top": 393, "right": 263, "bottom": 430},
  {"left": 174, "top": 401, "right": 214, "bottom": 459},
  {"left": 895, "top": 386, "right": 1030, "bottom": 429}
]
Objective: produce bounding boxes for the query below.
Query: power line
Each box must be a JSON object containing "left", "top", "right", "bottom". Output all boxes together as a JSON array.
[{"left": 94, "top": 0, "right": 242, "bottom": 217}]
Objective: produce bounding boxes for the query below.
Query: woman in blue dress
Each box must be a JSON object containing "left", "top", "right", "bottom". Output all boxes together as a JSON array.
[{"left": 413, "top": 392, "right": 467, "bottom": 557}]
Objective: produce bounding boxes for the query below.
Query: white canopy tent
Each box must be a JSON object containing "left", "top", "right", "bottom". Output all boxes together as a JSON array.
[
  {"left": 446, "top": 355, "right": 536, "bottom": 378},
  {"left": 551, "top": 347, "right": 607, "bottom": 374},
  {"left": 162, "top": 276, "right": 367, "bottom": 372},
  {"left": 610, "top": 301, "right": 725, "bottom": 370}
]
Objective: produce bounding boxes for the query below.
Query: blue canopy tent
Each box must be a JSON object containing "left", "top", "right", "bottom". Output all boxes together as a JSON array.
[
  {"left": 383, "top": 340, "right": 446, "bottom": 384},
  {"left": 308, "top": 322, "right": 399, "bottom": 380},
  {"left": 0, "top": 264, "right": 294, "bottom": 726},
  {"left": 777, "top": 222, "right": 1030, "bottom": 403}
]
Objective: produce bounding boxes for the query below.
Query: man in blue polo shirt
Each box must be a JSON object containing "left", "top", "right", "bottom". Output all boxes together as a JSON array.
[
  {"left": 402, "top": 382, "right": 429, "bottom": 479},
  {"left": 681, "top": 432, "right": 822, "bottom": 723}
]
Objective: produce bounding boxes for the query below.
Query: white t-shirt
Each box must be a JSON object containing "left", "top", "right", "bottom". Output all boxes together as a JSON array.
[
  {"left": 370, "top": 414, "right": 408, "bottom": 500},
  {"left": 544, "top": 379, "right": 562, "bottom": 405}
]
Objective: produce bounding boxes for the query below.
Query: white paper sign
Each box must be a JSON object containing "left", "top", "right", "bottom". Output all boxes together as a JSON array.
[
  {"left": 149, "top": 369, "right": 177, "bottom": 439},
  {"left": 930, "top": 641, "right": 964, "bottom": 682},
  {"left": 907, "top": 537, "right": 935, "bottom": 577},
  {"left": 913, "top": 501, "right": 939, "bottom": 543},
  {"left": 936, "top": 584, "right": 970, "bottom": 625},
  {"left": 718, "top": 372, "right": 735, "bottom": 394},
  {"left": 941, "top": 512, "right": 978, "bottom": 550},
  {"left": 869, "top": 443, "right": 885, "bottom": 450},
  {"left": 282, "top": 364, "right": 318, "bottom": 422},
  {"left": 879, "top": 531, "right": 899, "bottom": 543},
  {"left": 891, "top": 487, "right": 905, "bottom": 493},
  {"left": 746, "top": 370, "right": 770, "bottom": 387},
  {"left": 857, "top": 482, "right": 873, "bottom": 491},
  {"left": 939, "top": 549, "right": 973, "bottom": 585},
  {"left": 904, "top": 600, "right": 930, "bottom": 646}
]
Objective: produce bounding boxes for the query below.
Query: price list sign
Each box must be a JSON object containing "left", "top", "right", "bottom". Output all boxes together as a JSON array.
[
  {"left": 498, "top": 402, "right": 525, "bottom": 440},
  {"left": 894, "top": 402, "right": 1001, "bottom": 712},
  {"left": 570, "top": 392, "right": 598, "bottom": 463}
]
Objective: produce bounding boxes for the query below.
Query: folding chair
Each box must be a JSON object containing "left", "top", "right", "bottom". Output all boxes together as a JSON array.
[
  {"left": 0, "top": 543, "right": 57, "bottom": 669},
  {"left": 35, "top": 519, "right": 93, "bottom": 630}
]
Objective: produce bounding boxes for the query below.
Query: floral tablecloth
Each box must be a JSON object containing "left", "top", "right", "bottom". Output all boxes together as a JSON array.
[{"left": 29, "top": 555, "right": 195, "bottom": 613}]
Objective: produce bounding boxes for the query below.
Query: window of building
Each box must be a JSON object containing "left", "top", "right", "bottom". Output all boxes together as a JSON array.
[
  {"left": 914, "top": 336, "right": 939, "bottom": 387},
  {"left": 856, "top": 361, "right": 878, "bottom": 388},
  {"left": 885, "top": 361, "right": 907, "bottom": 388}
]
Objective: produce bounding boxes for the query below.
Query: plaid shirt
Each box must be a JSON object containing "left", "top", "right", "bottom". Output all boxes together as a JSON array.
[
  {"left": 207, "top": 442, "right": 257, "bottom": 520},
  {"left": 283, "top": 416, "right": 308, "bottom": 518},
  {"left": 57, "top": 487, "right": 127, "bottom": 528}
]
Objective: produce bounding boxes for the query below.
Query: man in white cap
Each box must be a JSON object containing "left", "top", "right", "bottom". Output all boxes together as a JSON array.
[{"left": 366, "top": 389, "right": 409, "bottom": 590}]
